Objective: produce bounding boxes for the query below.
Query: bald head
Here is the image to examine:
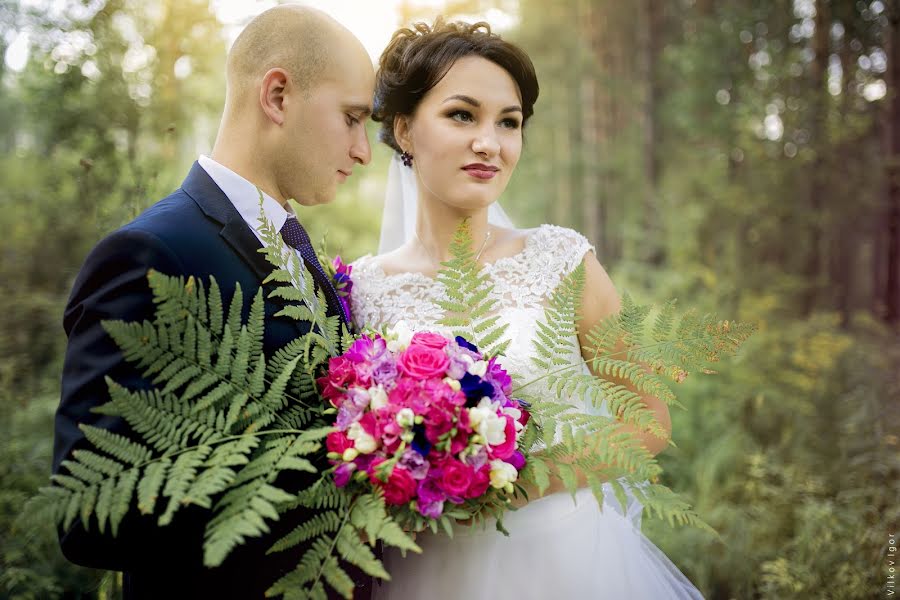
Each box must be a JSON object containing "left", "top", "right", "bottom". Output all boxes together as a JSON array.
[
  {"left": 225, "top": 5, "right": 365, "bottom": 109},
  {"left": 212, "top": 5, "right": 374, "bottom": 207}
]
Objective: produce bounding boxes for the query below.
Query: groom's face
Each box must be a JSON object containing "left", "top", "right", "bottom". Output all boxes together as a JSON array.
[{"left": 280, "top": 46, "right": 374, "bottom": 206}]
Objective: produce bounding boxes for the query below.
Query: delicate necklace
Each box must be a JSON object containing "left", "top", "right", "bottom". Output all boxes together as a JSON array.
[{"left": 414, "top": 228, "right": 493, "bottom": 265}]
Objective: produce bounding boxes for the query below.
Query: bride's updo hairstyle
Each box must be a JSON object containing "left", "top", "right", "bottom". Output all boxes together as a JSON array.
[{"left": 373, "top": 19, "right": 539, "bottom": 153}]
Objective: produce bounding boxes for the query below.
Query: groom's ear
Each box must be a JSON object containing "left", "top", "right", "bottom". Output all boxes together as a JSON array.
[
  {"left": 394, "top": 115, "right": 412, "bottom": 153},
  {"left": 260, "top": 67, "right": 290, "bottom": 126}
]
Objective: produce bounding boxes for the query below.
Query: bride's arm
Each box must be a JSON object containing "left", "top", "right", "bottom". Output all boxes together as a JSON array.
[{"left": 577, "top": 251, "right": 672, "bottom": 457}]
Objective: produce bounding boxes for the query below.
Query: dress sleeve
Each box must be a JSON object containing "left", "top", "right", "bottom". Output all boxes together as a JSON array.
[{"left": 537, "top": 224, "right": 596, "bottom": 276}]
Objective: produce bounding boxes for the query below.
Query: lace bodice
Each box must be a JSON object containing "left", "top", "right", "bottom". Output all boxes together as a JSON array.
[{"left": 350, "top": 225, "right": 600, "bottom": 412}]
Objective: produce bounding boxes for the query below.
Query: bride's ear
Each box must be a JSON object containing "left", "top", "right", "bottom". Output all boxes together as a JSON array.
[{"left": 394, "top": 115, "right": 412, "bottom": 153}]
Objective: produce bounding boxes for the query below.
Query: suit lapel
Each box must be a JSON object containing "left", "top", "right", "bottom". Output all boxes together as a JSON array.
[
  {"left": 180, "top": 162, "right": 310, "bottom": 335},
  {"left": 181, "top": 161, "right": 272, "bottom": 282}
]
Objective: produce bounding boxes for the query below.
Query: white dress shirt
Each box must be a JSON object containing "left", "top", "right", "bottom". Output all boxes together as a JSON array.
[{"left": 198, "top": 154, "right": 302, "bottom": 248}]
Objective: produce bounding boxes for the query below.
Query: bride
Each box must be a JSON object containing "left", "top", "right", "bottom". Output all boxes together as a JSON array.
[{"left": 350, "top": 20, "right": 704, "bottom": 599}]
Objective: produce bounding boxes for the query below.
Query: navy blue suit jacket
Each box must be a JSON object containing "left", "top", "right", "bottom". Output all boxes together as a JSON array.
[{"left": 54, "top": 162, "right": 369, "bottom": 599}]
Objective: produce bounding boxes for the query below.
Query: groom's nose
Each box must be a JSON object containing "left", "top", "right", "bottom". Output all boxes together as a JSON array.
[{"left": 350, "top": 127, "right": 371, "bottom": 165}]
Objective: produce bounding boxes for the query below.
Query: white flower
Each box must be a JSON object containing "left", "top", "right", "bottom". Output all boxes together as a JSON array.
[
  {"left": 368, "top": 384, "right": 388, "bottom": 410},
  {"left": 396, "top": 408, "right": 416, "bottom": 428},
  {"left": 467, "top": 359, "right": 488, "bottom": 377},
  {"left": 489, "top": 459, "right": 518, "bottom": 489},
  {"left": 354, "top": 432, "right": 377, "bottom": 454},
  {"left": 347, "top": 422, "right": 378, "bottom": 454},
  {"left": 503, "top": 406, "right": 524, "bottom": 433},
  {"left": 467, "top": 398, "right": 507, "bottom": 446},
  {"left": 386, "top": 321, "right": 414, "bottom": 352},
  {"left": 443, "top": 377, "right": 462, "bottom": 391},
  {"left": 342, "top": 448, "right": 359, "bottom": 461}
]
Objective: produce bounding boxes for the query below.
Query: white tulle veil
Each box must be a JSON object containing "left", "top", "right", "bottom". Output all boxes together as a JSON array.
[{"left": 378, "top": 153, "right": 516, "bottom": 254}]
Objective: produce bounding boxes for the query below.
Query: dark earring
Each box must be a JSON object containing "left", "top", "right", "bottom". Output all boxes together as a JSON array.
[{"left": 400, "top": 151, "right": 413, "bottom": 167}]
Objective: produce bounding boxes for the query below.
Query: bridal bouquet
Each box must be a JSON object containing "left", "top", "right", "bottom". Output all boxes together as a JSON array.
[
  {"left": 33, "top": 195, "right": 754, "bottom": 599},
  {"left": 321, "top": 329, "right": 529, "bottom": 523}
]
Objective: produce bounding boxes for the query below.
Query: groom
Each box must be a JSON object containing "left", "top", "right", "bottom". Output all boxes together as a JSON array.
[{"left": 53, "top": 5, "right": 374, "bottom": 598}]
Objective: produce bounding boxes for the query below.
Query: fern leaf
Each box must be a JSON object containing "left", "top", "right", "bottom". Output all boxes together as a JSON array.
[
  {"left": 137, "top": 458, "right": 169, "bottom": 515},
  {"left": 336, "top": 527, "right": 389, "bottom": 579}
]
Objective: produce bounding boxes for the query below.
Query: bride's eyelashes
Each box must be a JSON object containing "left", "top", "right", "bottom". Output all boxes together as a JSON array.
[
  {"left": 446, "top": 109, "right": 474, "bottom": 123},
  {"left": 444, "top": 109, "right": 521, "bottom": 130}
]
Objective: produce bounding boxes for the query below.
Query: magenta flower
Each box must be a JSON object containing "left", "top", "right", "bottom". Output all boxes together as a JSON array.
[
  {"left": 438, "top": 457, "right": 475, "bottom": 497},
  {"left": 410, "top": 331, "right": 449, "bottom": 350},
  {"left": 332, "top": 255, "right": 354, "bottom": 323},
  {"left": 398, "top": 344, "right": 450, "bottom": 379}
]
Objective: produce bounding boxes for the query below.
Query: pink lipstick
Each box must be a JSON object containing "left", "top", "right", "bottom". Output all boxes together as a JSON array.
[{"left": 462, "top": 163, "right": 499, "bottom": 180}]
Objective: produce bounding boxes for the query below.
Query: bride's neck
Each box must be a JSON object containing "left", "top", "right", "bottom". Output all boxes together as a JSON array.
[{"left": 414, "top": 198, "right": 490, "bottom": 263}]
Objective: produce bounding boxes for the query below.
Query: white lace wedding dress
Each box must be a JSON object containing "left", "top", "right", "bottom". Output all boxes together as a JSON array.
[{"left": 350, "top": 224, "right": 703, "bottom": 599}]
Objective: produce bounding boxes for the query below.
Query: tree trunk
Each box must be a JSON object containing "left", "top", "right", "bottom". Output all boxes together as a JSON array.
[
  {"left": 801, "top": 0, "right": 830, "bottom": 316},
  {"left": 579, "top": 0, "right": 602, "bottom": 253},
  {"left": 640, "top": 0, "right": 666, "bottom": 267},
  {"left": 886, "top": 4, "right": 900, "bottom": 325}
]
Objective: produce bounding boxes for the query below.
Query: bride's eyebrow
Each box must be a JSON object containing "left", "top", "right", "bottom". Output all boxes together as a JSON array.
[{"left": 441, "top": 94, "right": 522, "bottom": 113}]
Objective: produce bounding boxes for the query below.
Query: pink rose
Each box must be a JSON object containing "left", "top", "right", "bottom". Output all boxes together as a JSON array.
[
  {"left": 488, "top": 416, "right": 518, "bottom": 460},
  {"left": 317, "top": 356, "right": 359, "bottom": 405},
  {"left": 398, "top": 345, "right": 450, "bottom": 380},
  {"left": 326, "top": 431, "right": 353, "bottom": 455},
  {"left": 439, "top": 457, "right": 475, "bottom": 497},
  {"left": 410, "top": 331, "right": 449, "bottom": 350},
  {"left": 466, "top": 465, "right": 491, "bottom": 498},
  {"left": 371, "top": 466, "right": 417, "bottom": 505}
]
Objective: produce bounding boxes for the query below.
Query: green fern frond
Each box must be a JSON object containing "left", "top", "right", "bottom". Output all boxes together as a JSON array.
[
  {"left": 204, "top": 479, "right": 296, "bottom": 567},
  {"left": 435, "top": 219, "right": 509, "bottom": 355},
  {"left": 335, "top": 527, "right": 389, "bottom": 579},
  {"left": 79, "top": 423, "right": 153, "bottom": 466},
  {"left": 269, "top": 511, "right": 342, "bottom": 554}
]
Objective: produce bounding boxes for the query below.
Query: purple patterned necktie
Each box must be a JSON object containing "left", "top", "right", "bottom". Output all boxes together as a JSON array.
[{"left": 279, "top": 216, "right": 346, "bottom": 322}]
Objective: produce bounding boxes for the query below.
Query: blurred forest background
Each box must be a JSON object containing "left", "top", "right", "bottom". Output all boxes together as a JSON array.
[{"left": 1, "top": 0, "right": 898, "bottom": 598}]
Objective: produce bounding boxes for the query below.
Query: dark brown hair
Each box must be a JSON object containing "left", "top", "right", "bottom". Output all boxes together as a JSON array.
[{"left": 373, "top": 19, "right": 539, "bottom": 153}]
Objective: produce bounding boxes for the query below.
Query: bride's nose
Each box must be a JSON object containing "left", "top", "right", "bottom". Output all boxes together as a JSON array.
[{"left": 471, "top": 129, "right": 500, "bottom": 158}]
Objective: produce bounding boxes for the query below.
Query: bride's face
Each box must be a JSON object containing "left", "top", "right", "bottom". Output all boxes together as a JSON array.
[{"left": 397, "top": 55, "right": 524, "bottom": 212}]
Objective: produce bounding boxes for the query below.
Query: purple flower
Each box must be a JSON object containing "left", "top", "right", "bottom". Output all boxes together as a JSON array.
[
  {"left": 416, "top": 477, "right": 446, "bottom": 518},
  {"left": 485, "top": 356, "right": 513, "bottom": 395},
  {"left": 345, "top": 335, "right": 387, "bottom": 364},
  {"left": 508, "top": 450, "right": 526, "bottom": 470},
  {"left": 463, "top": 445, "right": 489, "bottom": 470},
  {"left": 371, "top": 357, "right": 399, "bottom": 388},
  {"left": 333, "top": 462, "right": 356, "bottom": 487},
  {"left": 398, "top": 448, "right": 430, "bottom": 480},
  {"left": 332, "top": 256, "right": 354, "bottom": 323},
  {"left": 446, "top": 355, "right": 470, "bottom": 380},
  {"left": 335, "top": 387, "right": 369, "bottom": 430},
  {"left": 455, "top": 336, "right": 481, "bottom": 356}
]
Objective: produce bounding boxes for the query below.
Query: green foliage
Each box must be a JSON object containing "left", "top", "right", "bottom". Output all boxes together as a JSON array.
[
  {"left": 435, "top": 218, "right": 510, "bottom": 356},
  {"left": 36, "top": 236, "right": 415, "bottom": 598},
  {"left": 515, "top": 259, "right": 752, "bottom": 532}
]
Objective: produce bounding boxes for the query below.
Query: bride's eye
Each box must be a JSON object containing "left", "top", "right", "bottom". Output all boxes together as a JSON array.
[
  {"left": 499, "top": 117, "right": 521, "bottom": 130},
  {"left": 447, "top": 110, "right": 474, "bottom": 123}
]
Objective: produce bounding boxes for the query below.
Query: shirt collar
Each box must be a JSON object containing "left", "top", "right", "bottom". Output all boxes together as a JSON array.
[{"left": 198, "top": 154, "right": 293, "bottom": 237}]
